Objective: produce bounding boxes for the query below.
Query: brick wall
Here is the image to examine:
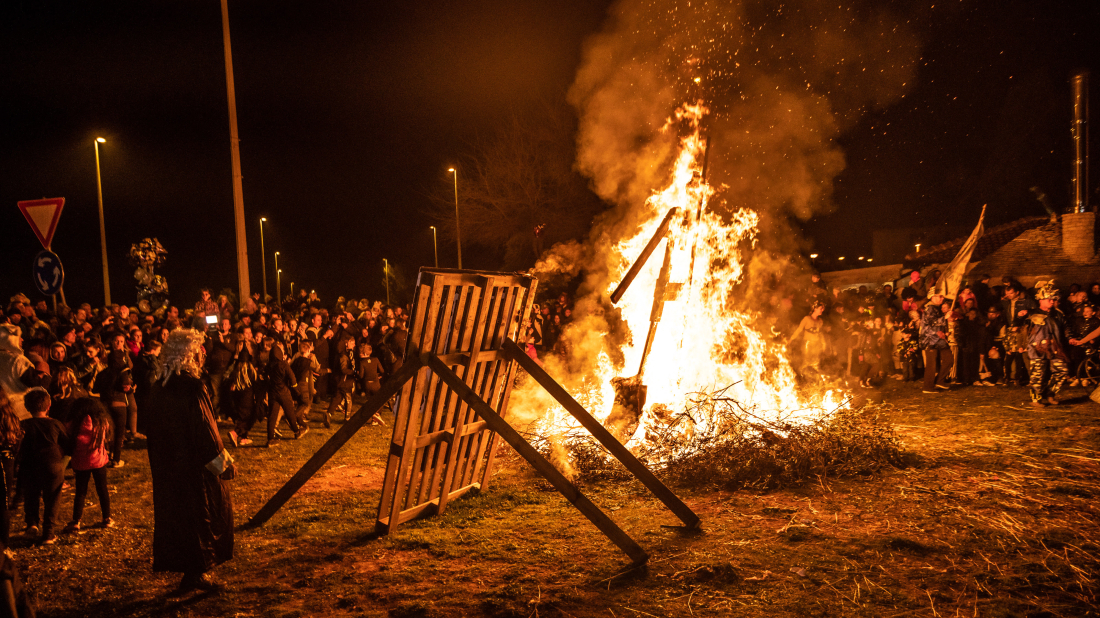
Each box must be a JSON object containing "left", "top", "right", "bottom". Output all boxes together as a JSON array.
[{"left": 973, "top": 217, "right": 1100, "bottom": 287}]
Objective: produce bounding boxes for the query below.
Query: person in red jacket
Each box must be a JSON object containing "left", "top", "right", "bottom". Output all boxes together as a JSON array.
[{"left": 63, "top": 397, "right": 114, "bottom": 532}]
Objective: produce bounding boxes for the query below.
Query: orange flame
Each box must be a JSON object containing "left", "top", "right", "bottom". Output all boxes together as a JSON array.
[{"left": 523, "top": 102, "right": 847, "bottom": 454}]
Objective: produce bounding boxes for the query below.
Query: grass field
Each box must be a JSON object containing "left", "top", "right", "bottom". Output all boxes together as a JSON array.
[{"left": 12, "top": 378, "right": 1100, "bottom": 617}]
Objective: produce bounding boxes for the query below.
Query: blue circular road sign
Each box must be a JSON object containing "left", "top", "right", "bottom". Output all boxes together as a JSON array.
[{"left": 32, "top": 250, "right": 64, "bottom": 296}]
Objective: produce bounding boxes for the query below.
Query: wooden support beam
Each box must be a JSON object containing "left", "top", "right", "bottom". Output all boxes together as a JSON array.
[
  {"left": 501, "top": 338, "right": 700, "bottom": 530},
  {"left": 245, "top": 356, "right": 424, "bottom": 528},
  {"left": 609, "top": 207, "right": 679, "bottom": 304},
  {"left": 426, "top": 354, "right": 649, "bottom": 564}
]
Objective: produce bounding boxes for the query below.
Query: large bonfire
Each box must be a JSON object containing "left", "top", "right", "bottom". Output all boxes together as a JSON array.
[{"left": 511, "top": 101, "right": 849, "bottom": 470}]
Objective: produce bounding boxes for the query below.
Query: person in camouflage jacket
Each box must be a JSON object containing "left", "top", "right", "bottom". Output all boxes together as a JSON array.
[{"left": 1027, "top": 281, "right": 1069, "bottom": 406}]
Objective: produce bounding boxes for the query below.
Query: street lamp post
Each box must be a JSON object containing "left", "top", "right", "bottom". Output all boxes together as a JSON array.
[
  {"left": 93, "top": 137, "right": 111, "bottom": 306},
  {"left": 274, "top": 252, "right": 280, "bottom": 301},
  {"left": 259, "top": 217, "right": 268, "bottom": 302},
  {"left": 448, "top": 168, "right": 462, "bottom": 269},
  {"left": 290, "top": 282, "right": 295, "bottom": 298},
  {"left": 383, "top": 258, "right": 390, "bottom": 305},
  {"left": 430, "top": 226, "right": 438, "bottom": 268}
]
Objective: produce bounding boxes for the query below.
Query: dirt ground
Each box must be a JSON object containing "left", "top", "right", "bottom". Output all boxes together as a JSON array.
[{"left": 12, "top": 378, "right": 1100, "bottom": 617}]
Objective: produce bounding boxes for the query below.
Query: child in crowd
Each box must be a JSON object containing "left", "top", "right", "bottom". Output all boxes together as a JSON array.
[
  {"left": 64, "top": 397, "right": 114, "bottom": 532},
  {"left": 19, "top": 387, "right": 68, "bottom": 545},
  {"left": 896, "top": 330, "right": 921, "bottom": 382}
]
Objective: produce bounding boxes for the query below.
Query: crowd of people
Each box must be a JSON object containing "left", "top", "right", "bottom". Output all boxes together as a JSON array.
[
  {"left": 0, "top": 284, "right": 437, "bottom": 597},
  {"left": 0, "top": 268, "right": 1094, "bottom": 600},
  {"left": 787, "top": 270, "right": 1100, "bottom": 406}
]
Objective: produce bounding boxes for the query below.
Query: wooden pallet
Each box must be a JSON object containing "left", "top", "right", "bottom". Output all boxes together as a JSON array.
[
  {"left": 248, "top": 268, "right": 700, "bottom": 565},
  {"left": 376, "top": 269, "right": 535, "bottom": 533}
]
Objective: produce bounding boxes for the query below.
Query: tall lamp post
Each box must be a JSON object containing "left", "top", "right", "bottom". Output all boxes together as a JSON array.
[
  {"left": 259, "top": 217, "right": 268, "bottom": 302},
  {"left": 93, "top": 137, "right": 111, "bottom": 306},
  {"left": 429, "top": 226, "right": 438, "bottom": 268},
  {"left": 448, "top": 167, "right": 462, "bottom": 269},
  {"left": 274, "top": 251, "right": 280, "bottom": 302},
  {"left": 383, "top": 258, "right": 390, "bottom": 305},
  {"left": 221, "top": 0, "right": 251, "bottom": 302}
]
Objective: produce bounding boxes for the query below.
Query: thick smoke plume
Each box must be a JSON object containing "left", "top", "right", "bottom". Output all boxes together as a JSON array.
[{"left": 515, "top": 0, "right": 921, "bottom": 431}]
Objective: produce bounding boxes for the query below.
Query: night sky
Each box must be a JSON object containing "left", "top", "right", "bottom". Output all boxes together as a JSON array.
[{"left": 1, "top": 0, "right": 1097, "bottom": 309}]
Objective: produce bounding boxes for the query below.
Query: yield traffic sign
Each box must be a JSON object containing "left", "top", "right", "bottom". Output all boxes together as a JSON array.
[{"left": 17, "top": 198, "right": 65, "bottom": 250}]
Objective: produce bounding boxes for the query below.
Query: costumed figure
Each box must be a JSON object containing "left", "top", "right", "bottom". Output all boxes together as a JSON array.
[
  {"left": 1027, "top": 281, "right": 1069, "bottom": 407},
  {"left": 130, "top": 237, "right": 169, "bottom": 310},
  {"left": 146, "top": 329, "right": 236, "bottom": 592},
  {"left": 789, "top": 301, "right": 827, "bottom": 374}
]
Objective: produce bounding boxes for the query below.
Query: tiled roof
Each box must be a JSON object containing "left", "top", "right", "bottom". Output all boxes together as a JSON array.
[{"left": 903, "top": 216, "right": 1051, "bottom": 266}]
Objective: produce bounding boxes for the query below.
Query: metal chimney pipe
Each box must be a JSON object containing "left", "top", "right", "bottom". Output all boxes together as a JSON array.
[{"left": 1072, "top": 72, "right": 1089, "bottom": 213}]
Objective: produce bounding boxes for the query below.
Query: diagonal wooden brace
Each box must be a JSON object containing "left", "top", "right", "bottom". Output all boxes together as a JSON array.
[
  {"left": 426, "top": 354, "right": 649, "bottom": 564},
  {"left": 609, "top": 207, "right": 680, "bottom": 304},
  {"left": 501, "top": 339, "right": 700, "bottom": 529},
  {"left": 245, "top": 356, "right": 424, "bottom": 529}
]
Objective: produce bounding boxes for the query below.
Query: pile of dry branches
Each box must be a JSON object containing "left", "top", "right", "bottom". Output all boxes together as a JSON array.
[{"left": 535, "top": 387, "right": 906, "bottom": 490}]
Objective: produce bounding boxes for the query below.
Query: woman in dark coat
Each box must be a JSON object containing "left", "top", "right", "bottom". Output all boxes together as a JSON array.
[{"left": 146, "top": 329, "right": 236, "bottom": 592}]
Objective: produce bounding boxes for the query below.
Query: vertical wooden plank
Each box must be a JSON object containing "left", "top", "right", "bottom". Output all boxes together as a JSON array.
[
  {"left": 386, "top": 278, "right": 447, "bottom": 532},
  {"left": 377, "top": 278, "right": 433, "bottom": 524}
]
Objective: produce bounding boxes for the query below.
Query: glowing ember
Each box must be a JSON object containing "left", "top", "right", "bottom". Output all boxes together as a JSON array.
[{"left": 518, "top": 102, "right": 848, "bottom": 457}]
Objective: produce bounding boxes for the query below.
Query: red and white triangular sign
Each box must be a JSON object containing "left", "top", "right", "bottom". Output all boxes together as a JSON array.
[{"left": 17, "top": 198, "right": 65, "bottom": 250}]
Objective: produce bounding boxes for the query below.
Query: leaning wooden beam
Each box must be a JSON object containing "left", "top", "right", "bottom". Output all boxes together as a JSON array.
[
  {"left": 609, "top": 207, "right": 680, "bottom": 304},
  {"left": 501, "top": 338, "right": 700, "bottom": 530},
  {"left": 426, "top": 354, "right": 649, "bottom": 565},
  {"left": 245, "top": 357, "right": 424, "bottom": 528}
]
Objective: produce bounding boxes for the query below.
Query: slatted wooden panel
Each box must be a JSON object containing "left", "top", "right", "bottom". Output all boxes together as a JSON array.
[{"left": 376, "top": 269, "right": 536, "bottom": 534}]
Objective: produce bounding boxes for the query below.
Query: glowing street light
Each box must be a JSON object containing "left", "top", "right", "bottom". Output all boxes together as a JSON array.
[
  {"left": 838, "top": 256, "right": 846, "bottom": 261},
  {"left": 93, "top": 137, "right": 111, "bottom": 305},
  {"left": 858, "top": 256, "right": 865, "bottom": 261},
  {"left": 430, "top": 226, "right": 438, "bottom": 268},
  {"left": 915, "top": 243, "right": 921, "bottom": 253},
  {"left": 448, "top": 167, "right": 462, "bottom": 269},
  {"left": 809, "top": 253, "right": 819, "bottom": 259},
  {"left": 259, "top": 217, "right": 268, "bottom": 301},
  {"left": 275, "top": 252, "right": 281, "bottom": 301}
]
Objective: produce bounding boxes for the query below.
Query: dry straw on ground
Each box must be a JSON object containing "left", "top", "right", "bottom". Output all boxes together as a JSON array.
[{"left": 532, "top": 385, "right": 905, "bottom": 490}]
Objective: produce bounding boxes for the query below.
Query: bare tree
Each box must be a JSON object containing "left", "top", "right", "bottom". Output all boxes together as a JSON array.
[{"left": 428, "top": 103, "right": 606, "bottom": 269}]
